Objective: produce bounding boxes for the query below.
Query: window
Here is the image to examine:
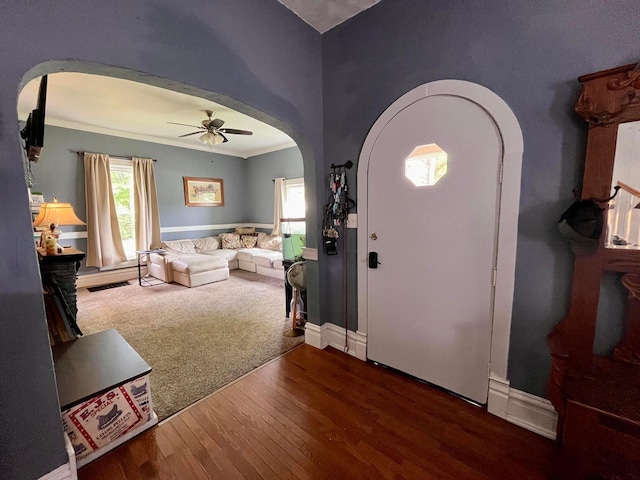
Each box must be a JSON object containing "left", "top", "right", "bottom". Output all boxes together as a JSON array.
[
  {"left": 109, "top": 158, "right": 136, "bottom": 260},
  {"left": 282, "top": 177, "right": 305, "bottom": 222},
  {"left": 405, "top": 143, "right": 448, "bottom": 186},
  {"left": 281, "top": 177, "right": 305, "bottom": 260}
]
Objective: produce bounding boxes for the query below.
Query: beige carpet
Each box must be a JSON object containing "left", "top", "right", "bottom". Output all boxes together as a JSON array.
[{"left": 76, "top": 270, "right": 304, "bottom": 421}]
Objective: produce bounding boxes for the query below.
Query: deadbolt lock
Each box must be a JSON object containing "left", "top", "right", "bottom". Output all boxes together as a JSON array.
[{"left": 370, "top": 232, "right": 377, "bottom": 240}]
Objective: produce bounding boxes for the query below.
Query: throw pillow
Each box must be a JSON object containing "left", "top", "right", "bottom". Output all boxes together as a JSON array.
[
  {"left": 193, "top": 236, "right": 219, "bottom": 253},
  {"left": 235, "top": 226, "right": 256, "bottom": 234},
  {"left": 257, "top": 234, "right": 282, "bottom": 252},
  {"left": 220, "top": 232, "right": 243, "bottom": 249},
  {"left": 240, "top": 234, "right": 258, "bottom": 248}
]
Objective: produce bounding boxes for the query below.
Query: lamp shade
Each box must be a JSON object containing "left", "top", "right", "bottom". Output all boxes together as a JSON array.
[
  {"left": 199, "top": 132, "right": 224, "bottom": 145},
  {"left": 33, "top": 199, "right": 85, "bottom": 228}
]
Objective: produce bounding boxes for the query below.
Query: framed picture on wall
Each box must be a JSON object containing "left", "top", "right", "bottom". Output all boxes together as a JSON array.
[{"left": 183, "top": 177, "right": 224, "bottom": 207}]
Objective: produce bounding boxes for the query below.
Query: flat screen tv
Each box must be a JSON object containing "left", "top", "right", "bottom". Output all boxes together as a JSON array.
[{"left": 20, "top": 75, "right": 48, "bottom": 162}]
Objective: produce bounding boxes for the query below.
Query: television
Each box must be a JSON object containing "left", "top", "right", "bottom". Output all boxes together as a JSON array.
[{"left": 20, "top": 75, "right": 48, "bottom": 162}]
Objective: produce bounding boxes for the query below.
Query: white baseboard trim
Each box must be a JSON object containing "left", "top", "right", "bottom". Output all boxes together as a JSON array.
[
  {"left": 304, "top": 322, "right": 366, "bottom": 360},
  {"left": 38, "top": 434, "right": 77, "bottom": 480},
  {"left": 505, "top": 389, "right": 558, "bottom": 440},
  {"left": 488, "top": 374, "right": 511, "bottom": 419},
  {"left": 306, "top": 322, "right": 558, "bottom": 440},
  {"left": 76, "top": 266, "right": 141, "bottom": 289}
]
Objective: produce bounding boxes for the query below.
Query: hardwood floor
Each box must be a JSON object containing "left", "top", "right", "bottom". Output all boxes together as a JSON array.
[{"left": 78, "top": 344, "right": 558, "bottom": 479}]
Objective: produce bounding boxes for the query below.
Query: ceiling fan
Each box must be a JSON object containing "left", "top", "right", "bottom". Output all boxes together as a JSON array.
[{"left": 168, "top": 110, "right": 253, "bottom": 145}]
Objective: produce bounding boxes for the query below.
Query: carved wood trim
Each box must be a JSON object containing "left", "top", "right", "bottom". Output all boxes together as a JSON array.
[{"left": 575, "top": 64, "right": 640, "bottom": 126}]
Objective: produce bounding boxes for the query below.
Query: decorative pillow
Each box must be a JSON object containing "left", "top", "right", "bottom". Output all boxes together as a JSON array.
[
  {"left": 193, "top": 236, "right": 219, "bottom": 253},
  {"left": 220, "top": 232, "right": 243, "bottom": 249},
  {"left": 161, "top": 239, "right": 196, "bottom": 254},
  {"left": 257, "top": 233, "right": 282, "bottom": 252},
  {"left": 235, "top": 226, "right": 256, "bottom": 234},
  {"left": 240, "top": 234, "right": 258, "bottom": 248}
]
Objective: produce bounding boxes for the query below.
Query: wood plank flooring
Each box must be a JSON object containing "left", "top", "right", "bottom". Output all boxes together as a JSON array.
[{"left": 78, "top": 344, "right": 558, "bottom": 479}]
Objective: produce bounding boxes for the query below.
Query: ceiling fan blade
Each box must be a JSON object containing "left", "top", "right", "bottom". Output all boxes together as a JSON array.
[
  {"left": 179, "top": 131, "right": 203, "bottom": 137},
  {"left": 211, "top": 118, "right": 225, "bottom": 129},
  {"left": 219, "top": 128, "right": 253, "bottom": 135},
  {"left": 219, "top": 133, "right": 229, "bottom": 143},
  {"left": 168, "top": 121, "right": 204, "bottom": 129}
]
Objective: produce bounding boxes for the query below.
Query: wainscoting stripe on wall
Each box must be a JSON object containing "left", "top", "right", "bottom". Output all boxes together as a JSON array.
[{"left": 57, "top": 224, "right": 275, "bottom": 240}]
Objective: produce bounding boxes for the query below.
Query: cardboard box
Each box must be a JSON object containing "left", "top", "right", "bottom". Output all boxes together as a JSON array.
[{"left": 61, "top": 374, "right": 152, "bottom": 461}]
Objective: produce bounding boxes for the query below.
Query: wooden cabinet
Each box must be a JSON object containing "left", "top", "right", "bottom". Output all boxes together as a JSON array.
[{"left": 548, "top": 64, "right": 640, "bottom": 479}]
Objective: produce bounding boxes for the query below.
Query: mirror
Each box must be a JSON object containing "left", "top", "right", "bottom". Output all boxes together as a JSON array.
[{"left": 606, "top": 120, "right": 640, "bottom": 249}]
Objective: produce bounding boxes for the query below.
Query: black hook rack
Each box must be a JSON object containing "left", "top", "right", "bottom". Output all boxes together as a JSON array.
[{"left": 330, "top": 160, "right": 353, "bottom": 170}]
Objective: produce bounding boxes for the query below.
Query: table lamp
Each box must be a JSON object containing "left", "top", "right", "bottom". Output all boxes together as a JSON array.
[{"left": 33, "top": 197, "right": 85, "bottom": 254}]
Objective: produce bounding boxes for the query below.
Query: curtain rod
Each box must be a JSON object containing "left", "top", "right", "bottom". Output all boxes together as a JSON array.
[{"left": 76, "top": 151, "right": 157, "bottom": 162}]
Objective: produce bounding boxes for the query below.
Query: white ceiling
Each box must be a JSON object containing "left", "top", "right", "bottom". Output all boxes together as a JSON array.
[
  {"left": 17, "top": 73, "right": 297, "bottom": 159},
  {"left": 17, "top": 2, "right": 381, "bottom": 158},
  {"left": 278, "top": 0, "right": 382, "bottom": 33}
]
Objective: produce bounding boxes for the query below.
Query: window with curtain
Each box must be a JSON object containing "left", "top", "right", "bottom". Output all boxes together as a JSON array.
[
  {"left": 84, "top": 153, "right": 160, "bottom": 269},
  {"left": 110, "top": 158, "right": 136, "bottom": 260}
]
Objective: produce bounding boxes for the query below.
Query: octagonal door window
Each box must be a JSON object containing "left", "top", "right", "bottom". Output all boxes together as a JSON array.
[{"left": 404, "top": 143, "right": 448, "bottom": 186}]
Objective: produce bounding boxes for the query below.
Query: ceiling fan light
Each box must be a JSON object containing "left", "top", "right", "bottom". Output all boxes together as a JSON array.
[
  {"left": 212, "top": 133, "right": 224, "bottom": 145},
  {"left": 199, "top": 132, "right": 215, "bottom": 144}
]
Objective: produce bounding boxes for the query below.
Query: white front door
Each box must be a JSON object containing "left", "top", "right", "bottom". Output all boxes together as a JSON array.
[{"left": 366, "top": 94, "right": 503, "bottom": 404}]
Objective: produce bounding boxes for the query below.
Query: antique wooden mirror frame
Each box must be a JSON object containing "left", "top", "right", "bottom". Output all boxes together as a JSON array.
[{"left": 547, "top": 63, "right": 640, "bottom": 478}]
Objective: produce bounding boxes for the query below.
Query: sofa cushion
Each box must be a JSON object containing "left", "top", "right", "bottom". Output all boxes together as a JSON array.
[
  {"left": 193, "top": 236, "right": 219, "bottom": 253},
  {"left": 162, "top": 239, "right": 196, "bottom": 254},
  {"left": 201, "top": 249, "right": 238, "bottom": 262},
  {"left": 235, "top": 248, "right": 263, "bottom": 262},
  {"left": 220, "top": 232, "right": 243, "bottom": 249},
  {"left": 235, "top": 226, "right": 256, "bottom": 234},
  {"left": 252, "top": 250, "right": 284, "bottom": 269},
  {"left": 171, "top": 255, "right": 228, "bottom": 275}
]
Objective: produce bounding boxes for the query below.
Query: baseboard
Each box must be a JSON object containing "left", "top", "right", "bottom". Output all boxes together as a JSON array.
[
  {"left": 38, "top": 434, "right": 77, "bottom": 480},
  {"left": 303, "top": 322, "right": 365, "bottom": 361},
  {"left": 505, "top": 389, "right": 558, "bottom": 440},
  {"left": 306, "top": 322, "right": 558, "bottom": 440},
  {"left": 76, "top": 266, "right": 141, "bottom": 289}
]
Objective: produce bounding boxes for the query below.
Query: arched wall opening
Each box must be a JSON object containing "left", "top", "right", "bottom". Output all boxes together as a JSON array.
[{"left": 15, "top": 59, "right": 317, "bottom": 423}]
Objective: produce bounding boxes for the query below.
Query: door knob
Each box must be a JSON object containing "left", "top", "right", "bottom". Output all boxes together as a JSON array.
[{"left": 370, "top": 232, "right": 377, "bottom": 240}]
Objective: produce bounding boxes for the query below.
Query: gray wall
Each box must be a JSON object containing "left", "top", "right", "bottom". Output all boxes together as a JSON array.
[
  {"left": 3, "top": 0, "right": 640, "bottom": 477},
  {"left": 321, "top": 0, "right": 640, "bottom": 397},
  {"left": 30, "top": 126, "right": 303, "bottom": 271},
  {"left": 0, "top": 1, "right": 321, "bottom": 478},
  {"left": 245, "top": 147, "right": 305, "bottom": 224}
]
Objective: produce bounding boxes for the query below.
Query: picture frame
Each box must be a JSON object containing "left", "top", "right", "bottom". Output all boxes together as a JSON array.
[{"left": 183, "top": 177, "right": 224, "bottom": 207}]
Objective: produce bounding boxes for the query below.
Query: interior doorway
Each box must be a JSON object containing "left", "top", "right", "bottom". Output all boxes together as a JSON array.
[{"left": 18, "top": 64, "right": 306, "bottom": 421}]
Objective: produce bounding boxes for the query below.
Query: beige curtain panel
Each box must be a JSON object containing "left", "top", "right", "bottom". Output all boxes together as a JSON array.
[
  {"left": 272, "top": 177, "right": 285, "bottom": 236},
  {"left": 133, "top": 157, "right": 162, "bottom": 251},
  {"left": 84, "top": 153, "right": 127, "bottom": 267}
]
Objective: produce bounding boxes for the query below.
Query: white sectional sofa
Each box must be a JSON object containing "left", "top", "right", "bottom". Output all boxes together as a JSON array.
[{"left": 146, "top": 231, "right": 284, "bottom": 288}]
